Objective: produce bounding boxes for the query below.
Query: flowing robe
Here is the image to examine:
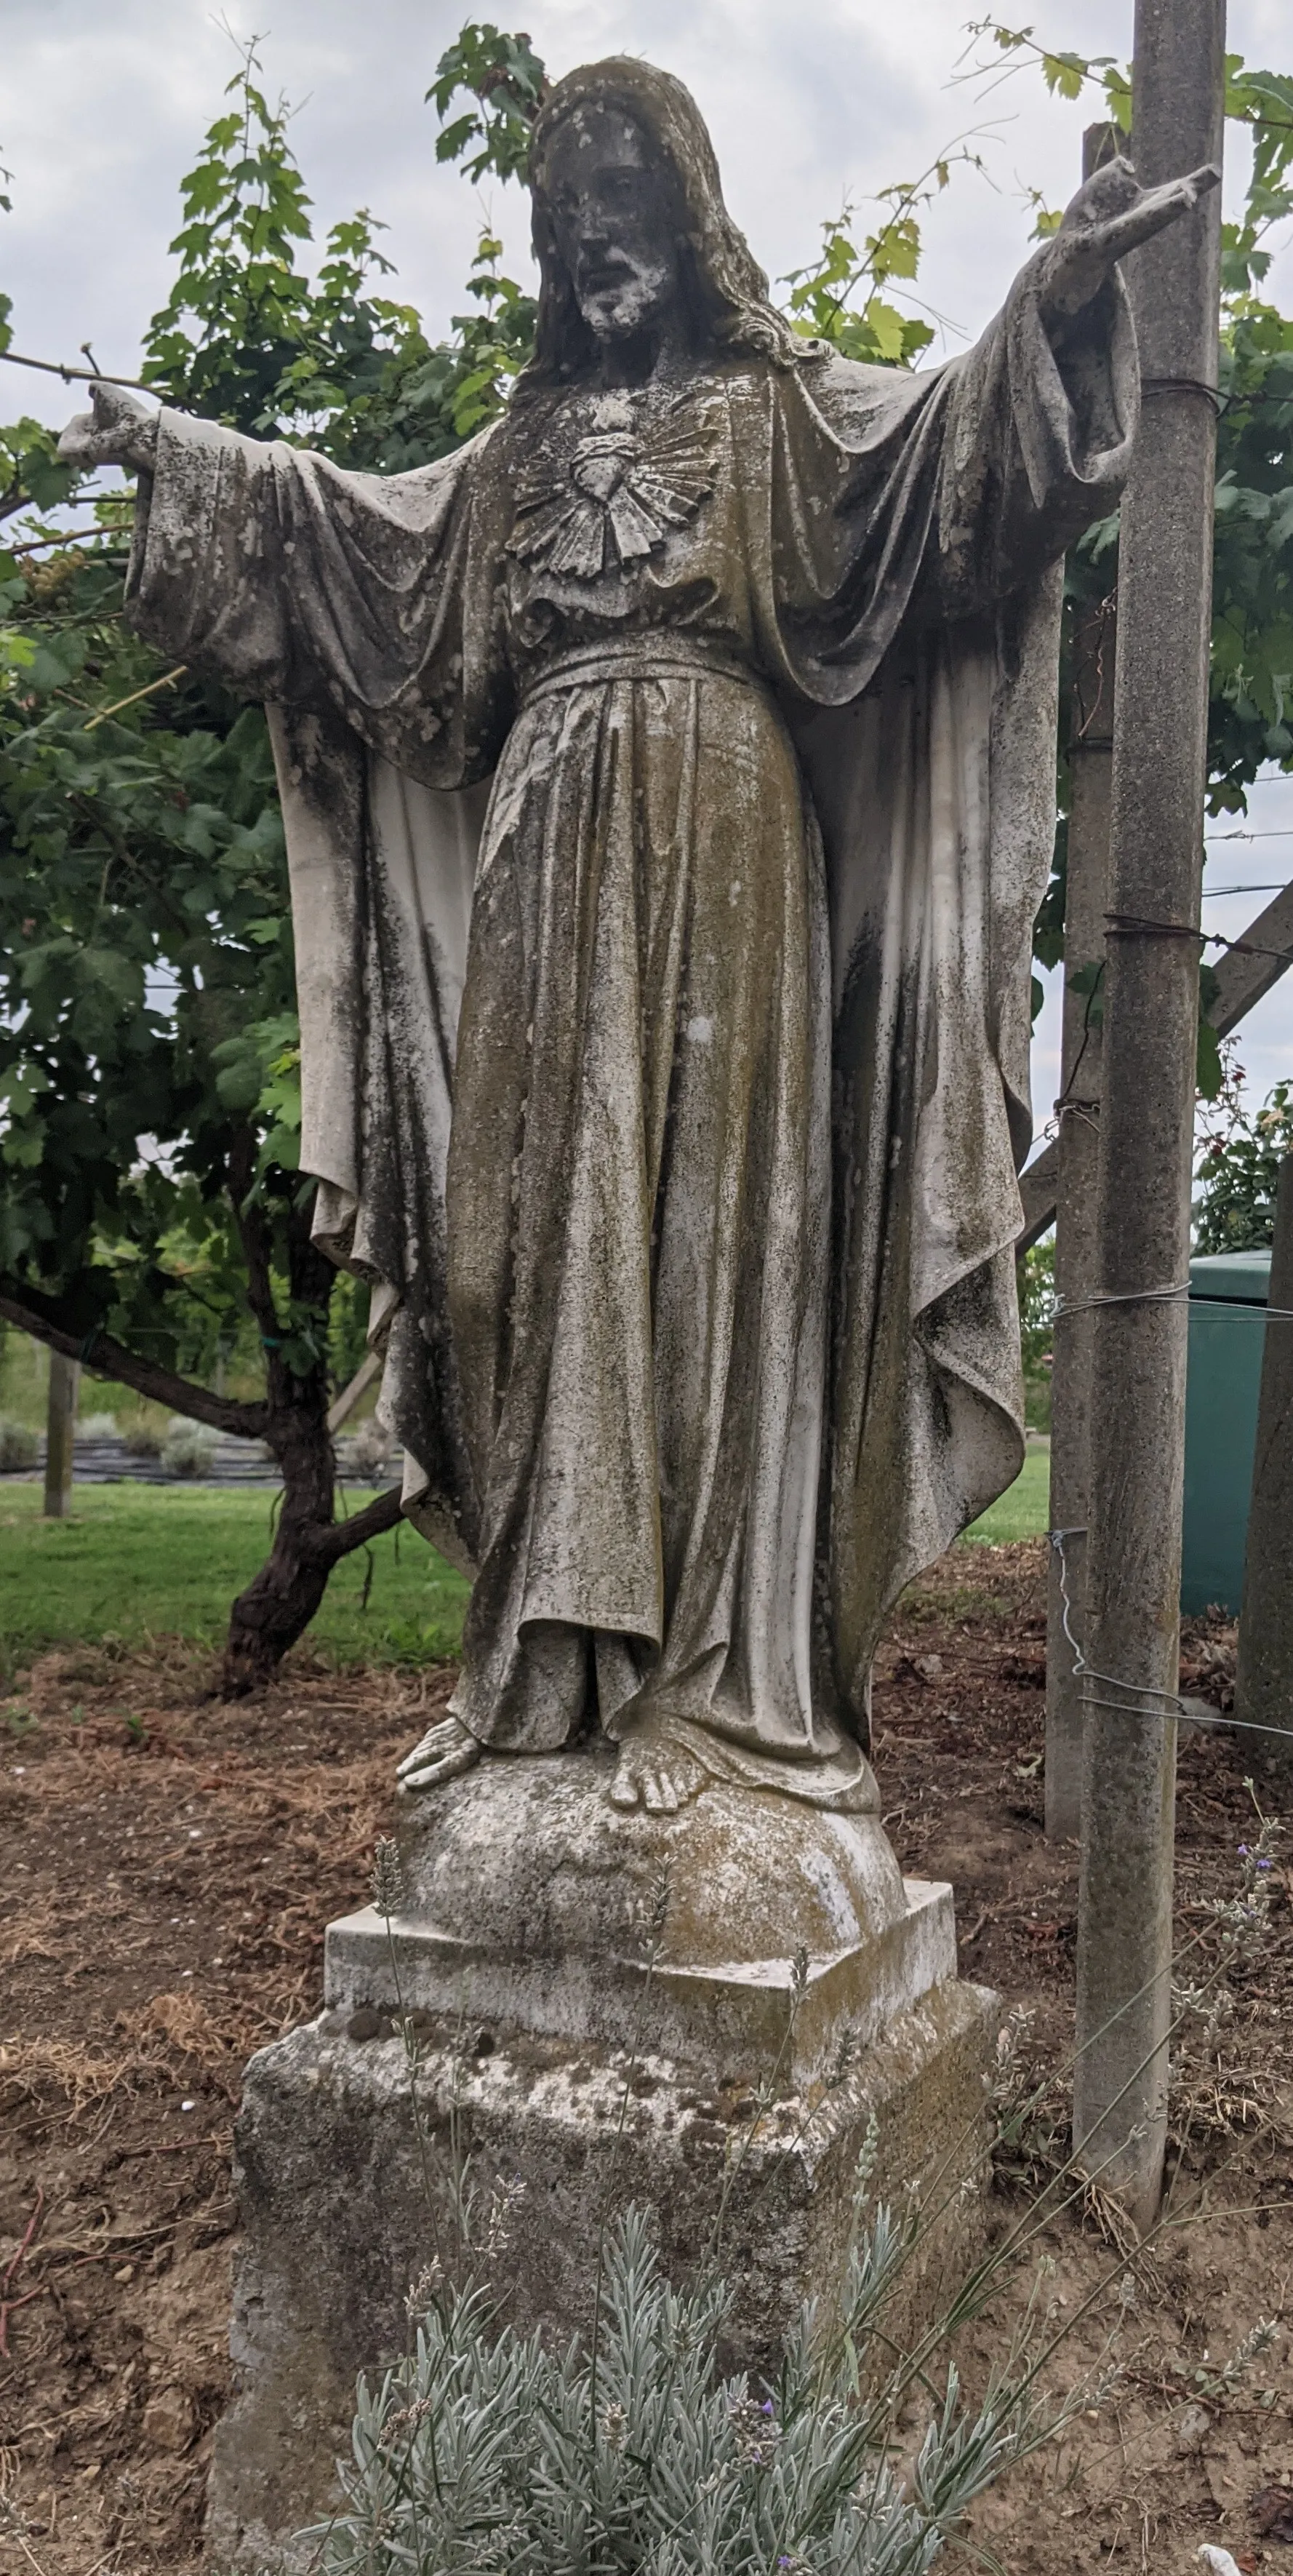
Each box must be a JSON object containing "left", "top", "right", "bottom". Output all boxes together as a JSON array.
[{"left": 127, "top": 258, "right": 1136, "bottom": 1803}]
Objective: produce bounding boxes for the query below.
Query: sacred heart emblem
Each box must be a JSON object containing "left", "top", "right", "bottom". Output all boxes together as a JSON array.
[
  {"left": 569, "top": 435, "right": 633, "bottom": 506},
  {"left": 508, "top": 394, "right": 723, "bottom": 583}
]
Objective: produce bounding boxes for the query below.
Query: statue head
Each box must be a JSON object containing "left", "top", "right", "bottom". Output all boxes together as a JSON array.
[{"left": 524, "top": 58, "right": 809, "bottom": 384}]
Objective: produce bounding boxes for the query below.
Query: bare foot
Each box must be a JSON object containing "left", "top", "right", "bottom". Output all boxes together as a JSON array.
[
  {"left": 396, "top": 1713, "right": 482, "bottom": 1796},
  {"left": 609, "top": 1723, "right": 707, "bottom": 1814}
]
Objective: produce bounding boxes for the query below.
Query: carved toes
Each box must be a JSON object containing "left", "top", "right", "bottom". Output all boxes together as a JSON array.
[{"left": 395, "top": 1716, "right": 481, "bottom": 1796}]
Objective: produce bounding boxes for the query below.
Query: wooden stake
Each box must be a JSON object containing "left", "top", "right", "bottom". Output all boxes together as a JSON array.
[
  {"left": 44, "top": 1352, "right": 79, "bottom": 1519},
  {"left": 1233, "top": 1155, "right": 1293, "bottom": 1774},
  {"left": 1044, "top": 123, "right": 1124, "bottom": 1843},
  {"left": 1073, "top": 0, "right": 1225, "bottom": 2229}
]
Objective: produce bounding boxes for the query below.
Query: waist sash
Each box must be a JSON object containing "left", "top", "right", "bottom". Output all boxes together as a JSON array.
[{"left": 519, "top": 635, "right": 769, "bottom": 709}]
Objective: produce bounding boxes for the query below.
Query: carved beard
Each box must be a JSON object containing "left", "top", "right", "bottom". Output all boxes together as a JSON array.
[{"left": 574, "top": 248, "right": 678, "bottom": 343}]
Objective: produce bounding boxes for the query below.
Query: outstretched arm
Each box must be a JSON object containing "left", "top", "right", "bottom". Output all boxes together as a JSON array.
[
  {"left": 934, "top": 153, "right": 1220, "bottom": 608},
  {"left": 1033, "top": 153, "right": 1219, "bottom": 330},
  {"left": 59, "top": 379, "right": 159, "bottom": 476},
  {"left": 58, "top": 384, "right": 488, "bottom": 765}
]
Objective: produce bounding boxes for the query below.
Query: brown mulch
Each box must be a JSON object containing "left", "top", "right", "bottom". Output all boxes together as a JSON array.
[{"left": 1, "top": 1542, "right": 1292, "bottom": 2576}]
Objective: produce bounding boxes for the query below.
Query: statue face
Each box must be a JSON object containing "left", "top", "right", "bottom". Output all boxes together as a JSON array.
[{"left": 542, "top": 105, "right": 683, "bottom": 346}]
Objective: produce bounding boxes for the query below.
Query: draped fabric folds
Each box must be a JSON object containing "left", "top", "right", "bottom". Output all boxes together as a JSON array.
[{"left": 127, "top": 248, "right": 1136, "bottom": 1790}]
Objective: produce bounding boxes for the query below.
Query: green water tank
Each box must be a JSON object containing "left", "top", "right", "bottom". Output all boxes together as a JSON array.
[{"left": 1180, "top": 1248, "right": 1272, "bottom": 1615}]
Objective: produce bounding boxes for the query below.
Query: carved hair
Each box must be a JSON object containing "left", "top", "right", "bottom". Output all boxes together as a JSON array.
[{"left": 521, "top": 57, "right": 816, "bottom": 385}]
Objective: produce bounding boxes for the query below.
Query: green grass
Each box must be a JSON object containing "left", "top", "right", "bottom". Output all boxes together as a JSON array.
[
  {"left": 0, "top": 1444, "right": 1047, "bottom": 1677},
  {"left": 0, "top": 1482, "right": 468, "bottom": 1670},
  {"left": 961, "top": 1447, "right": 1050, "bottom": 1544}
]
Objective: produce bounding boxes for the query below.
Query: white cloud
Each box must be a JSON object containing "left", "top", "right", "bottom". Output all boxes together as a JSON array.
[{"left": 7, "top": 0, "right": 1288, "bottom": 395}]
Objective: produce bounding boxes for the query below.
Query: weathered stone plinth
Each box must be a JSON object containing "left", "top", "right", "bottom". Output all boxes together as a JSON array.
[
  {"left": 327, "top": 1747, "right": 956, "bottom": 2082},
  {"left": 206, "top": 1754, "right": 998, "bottom": 2571}
]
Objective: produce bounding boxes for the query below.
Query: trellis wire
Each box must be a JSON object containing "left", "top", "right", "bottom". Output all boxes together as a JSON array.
[
  {"left": 1048, "top": 1527, "right": 1293, "bottom": 1748},
  {"left": 1105, "top": 910, "right": 1293, "bottom": 970},
  {"left": 1054, "top": 1284, "right": 1293, "bottom": 1321}
]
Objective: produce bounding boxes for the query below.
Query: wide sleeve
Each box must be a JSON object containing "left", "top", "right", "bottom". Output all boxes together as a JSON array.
[
  {"left": 740, "top": 248, "right": 1137, "bottom": 707},
  {"left": 125, "top": 410, "right": 513, "bottom": 788},
  {"left": 932, "top": 257, "right": 1138, "bottom": 613},
  {"left": 745, "top": 263, "right": 1137, "bottom": 1735}
]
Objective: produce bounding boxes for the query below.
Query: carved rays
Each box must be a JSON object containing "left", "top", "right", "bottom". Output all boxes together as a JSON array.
[{"left": 508, "top": 396, "right": 723, "bottom": 583}]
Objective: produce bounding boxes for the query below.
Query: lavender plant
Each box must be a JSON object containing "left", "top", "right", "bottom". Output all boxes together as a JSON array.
[
  {"left": 305, "top": 1818, "right": 1147, "bottom": 2576},
  {"left": 308, "top": 2194, "right": 1101, "bottom": 2576}
]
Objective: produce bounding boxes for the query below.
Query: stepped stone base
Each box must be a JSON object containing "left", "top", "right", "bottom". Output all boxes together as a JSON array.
[
  {"left": 204, "top": 1754, "right": 999, "bottom": 2572},
  {"left": 325, "top": 1873, "right": 956, "bottom": 2086},
  {"left": 206, "top": 1981, "right": 998, "bottom": 2572}
]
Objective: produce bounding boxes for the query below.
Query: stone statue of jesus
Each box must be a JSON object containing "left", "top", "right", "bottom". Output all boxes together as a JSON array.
[{"left": 63, "top": 60, "right": 1213, "bottom": 1817}]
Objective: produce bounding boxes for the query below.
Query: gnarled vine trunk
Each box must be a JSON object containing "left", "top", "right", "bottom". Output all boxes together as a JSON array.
[
  {"left": 220, "top": 1166, "right": 403, "bottom": 1693},
  {"left": 0, "top": 1147, "right": 408, "bottom": 1696}
]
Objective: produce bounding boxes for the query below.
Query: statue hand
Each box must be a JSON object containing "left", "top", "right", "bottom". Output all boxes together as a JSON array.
[
  {"left": 57, "top": 379, "right": 159, "bottom": 474},
  {"left": 1037, "top": 153, "right": 1221, "bottom": 322}
]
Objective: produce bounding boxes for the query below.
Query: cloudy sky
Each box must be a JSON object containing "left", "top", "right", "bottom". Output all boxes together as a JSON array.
[{"left": 4, "top": 0, "right": 1292, "bottom": 1140}]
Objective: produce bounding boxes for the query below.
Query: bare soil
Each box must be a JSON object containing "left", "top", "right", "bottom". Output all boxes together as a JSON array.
[{"left": 2, "top": 1541, "right": 1292, "bottom": 2576}]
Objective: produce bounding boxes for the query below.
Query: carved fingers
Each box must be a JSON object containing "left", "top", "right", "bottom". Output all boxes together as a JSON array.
[
  {"left": 57, "top": 380, "right": 159, "bottom": 474},
  {"left": 1040, "top": 158, "right": 1221, "bottom": 320}
]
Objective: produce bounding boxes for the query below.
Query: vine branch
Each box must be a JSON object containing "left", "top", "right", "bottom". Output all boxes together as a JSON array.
[
  {"left": 0, "top": 1284, "right": 269, "bottom": 1440},
  {"left": 310, "top": 1482, "right": 405, "bottom": 1566},
  {"left": 0, "top": 348, "right": 153, "bottom": 392}
]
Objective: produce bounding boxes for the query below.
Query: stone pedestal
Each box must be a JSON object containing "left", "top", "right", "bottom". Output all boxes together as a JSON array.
[
  {"left": 206, "top": 1752, "right": 998, "bottom": 2571},
  {"left": 327, "top": 1752, "right": 958, "bottom": 2083}
]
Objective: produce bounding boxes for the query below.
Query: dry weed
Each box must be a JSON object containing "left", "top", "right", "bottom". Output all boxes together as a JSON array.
[
  {"left": 0, "top": 1889, "right": 64, "bottom": 1969},
  {"left": 0, "top": 2034, "right": 147, "bottom": 2119},
  {"left": 113, "top": 1982, "right": 312, "bottom": 2076}
]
